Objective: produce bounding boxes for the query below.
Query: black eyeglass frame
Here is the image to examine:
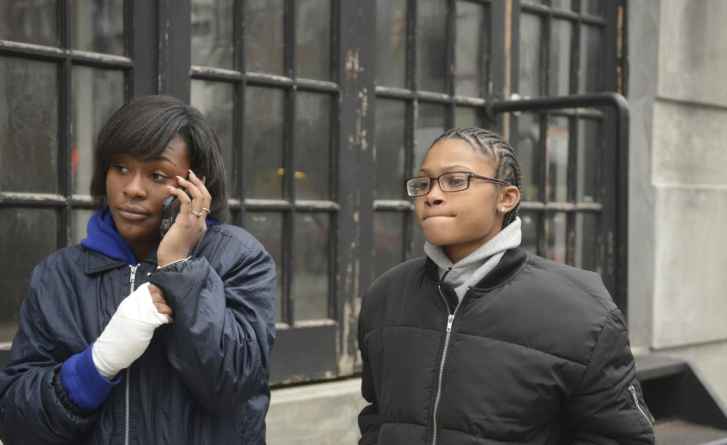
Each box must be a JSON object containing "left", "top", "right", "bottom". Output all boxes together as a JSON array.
[{"left": 405, "top": 171, "right": 511, "bottom": 198}]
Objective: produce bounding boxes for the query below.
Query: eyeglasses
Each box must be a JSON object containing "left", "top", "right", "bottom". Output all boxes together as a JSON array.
[{"left": 405, "top": 171, "right": 510, "bottom": 197}]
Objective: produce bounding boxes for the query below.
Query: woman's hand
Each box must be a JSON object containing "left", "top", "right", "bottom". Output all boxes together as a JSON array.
[
  {"left": 157, "top": 169, "right": 212, "bottom": 267},
  {"left": 149, "top": 284, "right": 173, "bottom": 319}
]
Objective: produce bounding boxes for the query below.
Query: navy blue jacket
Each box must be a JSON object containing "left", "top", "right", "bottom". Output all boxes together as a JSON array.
[{"left": 0, "top": 212, "right": 276, "bottom": 445}]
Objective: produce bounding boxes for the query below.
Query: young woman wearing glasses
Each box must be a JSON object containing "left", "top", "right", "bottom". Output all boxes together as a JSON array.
[{"left": 357, "top": 128, "right": 654, "bottom": 445}]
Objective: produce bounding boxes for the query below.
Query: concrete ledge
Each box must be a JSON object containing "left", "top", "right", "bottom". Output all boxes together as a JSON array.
[{"left": 267, "top": 378, "right": 365, "bottom": 445}]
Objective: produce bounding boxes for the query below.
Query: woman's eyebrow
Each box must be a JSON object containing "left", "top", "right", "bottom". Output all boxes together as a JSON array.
[
  {"left": 147, "top": 155, "right": 178, "bottom": 167},
  {"left": 419, "top": 164, "right": 473, "bottom": 175}
]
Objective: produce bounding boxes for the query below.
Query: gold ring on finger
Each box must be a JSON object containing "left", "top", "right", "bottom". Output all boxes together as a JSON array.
[{"left": 192, "top": 209, "right": 204, "bottom": 217}]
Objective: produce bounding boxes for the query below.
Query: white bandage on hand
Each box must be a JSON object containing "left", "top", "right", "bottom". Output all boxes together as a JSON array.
[{"left": 92, "top": 282, "right": 171, "bottom": 379}]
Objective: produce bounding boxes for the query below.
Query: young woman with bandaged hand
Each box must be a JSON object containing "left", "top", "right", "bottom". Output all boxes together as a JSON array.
[{"left": 0, "top": 96, "right": 277, "bottom": 445}]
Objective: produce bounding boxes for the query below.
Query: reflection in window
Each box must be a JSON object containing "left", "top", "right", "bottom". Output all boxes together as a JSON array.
[
  {"left": 244, "top": 87, "right": 285, "bottom": 199},
  {"left": 550, "top": 20, "right": 573, "bottom": 96},
  {"left": 455, "top": 1, "right": 488, "bottom": 97},
  {"left": 579, "top": 26, "right": 603, "bottom": 93},
  {"left": 376, "top": 0, "right": 407, "bottom": 88},
  {"left": 520, "top": 211, "right": 539, "bottom": 254},
  {"left": 577, "top": 119, "right": 601, "bottom": 202},
  {"left": 245, "top": 0, "right": 285, "bottom": 74},
  {"left": 374, "top": 212, "right": 405, "bottom": 278},
  {"left": 518, "top": 13, "right": 542, "bottom": 97},
  {"left": 295, "top": 93, "right": 332, "bottom": 200},
  {"left": 293, "top": 213, "right": 330, "bottom": 321},
  {"left": 417, "top": 0, "right": 447, "bottom": 92},
  {"left": 72, "top": 0, "right": 125, "bottom": 55},
  {"left": 375, "top": 99, "right": 407, "bottom": 199},
  {"left": 414, "top": 103, "right": 447, "bottom": 174},
  {"left": 576, "top": 213, "right": 601, "bottom": 272},
  {"left": 72, "top": 209, "right": 94, "bottom": 244},
  {"left": 244, "top": 212, "right": 284, "bottom": 321},
  {"left": 296, "top": 0, "right": 331, "bottom": 80},
  {"left": 0, "top": 208, "right": 58, "bottom": 342},
  {"left": 455, "top": 107, "right": 480, "bottom": 129},
  {"left": 546, "top": 116, "right": 569, "bottom": 202},
  {"left": 513, "top": 113, "right": 541, "bottom": 202},
  {"left": 72, "top": 67, "right": 125, "bottom": 195},
  {"left": 0, "top": 0, "right": 57, "bottom": 47},
  {"left": 545, "top": 212, "right": 567, "bottom": 263},
  {"left": 0, "top": 57, "right": 58, "bottom": 194},
  {"left": 191, "top": 0, "right": 234, "bottom": 68},
  {"left": 191, "top": 80, "right": 235, "bottom": 196}
]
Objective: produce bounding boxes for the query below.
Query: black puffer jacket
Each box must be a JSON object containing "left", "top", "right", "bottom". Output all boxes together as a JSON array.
[
  {"left": 0, "top": 224, "right": 276, "bottom": 445},
  {"left": 358, "top": 247, "right": 654, "bottom": 445}
]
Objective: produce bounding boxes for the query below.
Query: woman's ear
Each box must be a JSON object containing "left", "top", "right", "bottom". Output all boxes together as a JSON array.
[{"left": 498, "top": 185, "right": 521, "bottom": 213}]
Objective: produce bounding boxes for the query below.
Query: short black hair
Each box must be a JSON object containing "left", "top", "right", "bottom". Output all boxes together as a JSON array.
[
  {"left": 430, "top": 127, "right": 521, "bottom": 226},
  {"left": 90, "top": 95, "right": 228, "bottom": 219}
]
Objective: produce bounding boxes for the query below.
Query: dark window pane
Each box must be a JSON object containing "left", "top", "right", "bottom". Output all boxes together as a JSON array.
[
  {"left": 191, "top": 0, "right": 234, "bottom": 68},
  {"left": 0, "top": 209, "right": 58, "bottom": 342},
  {"left": 455, "top": 107, "right": 479, "bottom": 128},
  {"left": 293, "top": 212, "right": 329, "bottom": 320},
  {"left": 577, "top": 119, "right": 601, "bottom": 202},
  {"left": 582, "top": 0, "right": 604, "bottom": 16},
  {"left": 375, "top": 99, "right": 406, "bottom": 199},
  {"left": 191, "top": 80, "right": 235, "bottom": 196},
  {"left": 518, "top": 13, "right": 542, "bottom": 97},
  {"left": 376, "top": 0, "right": 407, "bottom": 88},
  {"left": 374, "top": 212, "right": 405, "bottom": 278},
  {"left": 414, "top": 103, "right": 447, "bottom": 174},
  {"left": 408, "top": 216, "right": 427, "bottom": 258},
  {"left": 244, "top": 212, "right": 284, "bottom": 322},
  {"left": 72, "top": 67, "right": 125, "bottom": 195},
  {"left": 575, "top": 213, "right": 601, "bottom": 272},
  {"left": 0, "top": 1, "right": 57, "bottom": 46},
  {"left": 0, "top": 57, "right": 58, "bottom": 193},
  {"left": 72, "top": 0, "right": 125, "bottom": 55},
  {"left": 550, "top": 19, "right": 573, "bottom": 96},
  {"left": 513, "top": 113, "right": 541, "bottom": 202},
  {"left": 72, "top": 209, "right": 94, "bottom": 244},
  {"left": 295, "top": 93, "right": 331, "bottom": 200},
  {"left": 455, "top": 1, "right": 488, "bottom": 97},
  {"left": 519, "top": 211, "right": 539, "bottom": 254},
  {"left": 296, "top": 0, "right": 331, "bottom": 80},
  {"left": 245, "top": 87, "right": 285, "bottom": 199},
  {"left": 579, "top": 26, "right": 603, "bottom": 93},
  {"left": 544, "top": 212, "right": 567, "bottom": 263},
  {"left": 546, "top": 116, "right": 569, "bottom": 202},
  {"left": 245, "top": 0, "right": 284, "bottom": 74},
  {"left": 417, "top": 0, "right": 447, "bottom": 92},
  {"left": 551, "top": 0, "right": 573, "bottom": 10}
]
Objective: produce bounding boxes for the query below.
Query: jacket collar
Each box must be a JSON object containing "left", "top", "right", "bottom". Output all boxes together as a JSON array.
[{"left": 425, "top": 246, "right": 528, "bottom": 293}]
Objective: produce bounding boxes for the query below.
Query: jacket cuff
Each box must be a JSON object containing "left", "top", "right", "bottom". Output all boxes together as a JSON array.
[{"left": 60, "top": 345, "right": 120, "bottom": 411}]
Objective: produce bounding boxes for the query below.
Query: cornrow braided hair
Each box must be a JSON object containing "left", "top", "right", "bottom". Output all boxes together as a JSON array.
[{"left": 430, "top": 127, "right": 522, "bottom": 226}]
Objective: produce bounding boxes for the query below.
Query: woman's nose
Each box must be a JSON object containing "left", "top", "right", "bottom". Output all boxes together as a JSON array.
[
  {"left": 123, "top": 173, "right": 148, "bottom": 199},
  {"left": 424, "top": 180, "right": 445, "bottom": 206}
]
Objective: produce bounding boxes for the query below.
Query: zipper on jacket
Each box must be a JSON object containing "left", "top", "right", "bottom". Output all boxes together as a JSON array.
[
  {"left": 125, "top": 264, "right": 138, "bottom": 445},
  {"left": 629, "top": 383, "right": 654, "bottom": 426},
  {"left": 431, "top": 285, "right": 459, "bottom": 445}
]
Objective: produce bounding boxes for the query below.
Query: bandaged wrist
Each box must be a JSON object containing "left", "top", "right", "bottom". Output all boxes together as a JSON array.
[{"left": 92, "top": 282, "right": 171, "bottom": 379}]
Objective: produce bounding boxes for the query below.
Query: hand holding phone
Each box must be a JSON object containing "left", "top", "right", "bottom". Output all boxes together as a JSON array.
[{"left": 159, "top": 195, "right": 180, "bottom": 237}]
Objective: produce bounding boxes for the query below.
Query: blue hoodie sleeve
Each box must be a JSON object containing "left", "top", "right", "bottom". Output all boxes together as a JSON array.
[{"left": 60, "top": 345, "right": 119, "bottom": 411}]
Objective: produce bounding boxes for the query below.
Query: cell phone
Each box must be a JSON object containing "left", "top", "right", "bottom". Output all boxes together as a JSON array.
[{"left": 159, "top": 195, "right": 180, "bottom": 237}]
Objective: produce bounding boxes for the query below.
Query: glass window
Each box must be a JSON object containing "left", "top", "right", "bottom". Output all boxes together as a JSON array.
[
  {"left": 579, "top": 26, "right": 603, "bottom": 93},
  {"left": 551, "top": 0, "right": 573, "bottom": 10},
  {"left": 296, "top": 0, "right": 331, "bottom": 80},
  {"left": 376, "top": 0, "right": 407, "bottom": 88},
  {"left": 0, "top": 208, "right": 58, "bottom": 343},
  {"left": 544, "top": 212, "right": 567, "bottom": 263},
  {"left": 245, "top": 0, "right": 285, "bottom": 74},
  {"left": 0, "top": 1, "right": 57, "bottom": 47},
  {"left": 455, "top": 1, "right": 488, "bottom": 97},
  {"left": 0, "top": 57, "right": 58, "bottom": 194},
  {"left": 293, "top": 212, "right": 330, "bottom": 321},
  {"left": 244, "top": 87, "right": 285, "bottom": 199},
  {"left": 550, "top": 20, "right": 573, "bottom": 96},
  {"left": 414, "top": 103, "right": 447, "bottom": 174},
  {"left": 191, "top": 0, "right": 235, "bottom": 68},
  {"left": 582, "top": 0, "right": 604, "bottom": 16},
  {"left": 244, "top": 212, "right": 284, "bottom": 321},
  {"left": 72, "top": 67, "right": 125, "bottom": 195},
  {"left": 455, "top": 107, "right": 480, "bottom": 128},
  {"left": 295, "top": 93, "right": 332, "bottom": 200},
  {"left": 513, "top": 113, "right": 541, "bottom": 202},
  {"left": 518, "top": 13, "right": 543, "bottom": 97},
  {"left": 577, "top": 118, "right": 601, "bottom": 202},
  {"left": 576, "top": 213, "right": 600, "bottom": 272},
  {"left": 520, "top": 210, "right": 539, "bottom": 254},
  {"left": 375, "top": 99, "right": 407, "bottom": 199},
  {"left": 546, "top": 116, "right": 569, "bottom": 202},
  {"left": 417, "top": 0, "right": 448, "bottom": 92},
  {"left": 72, "top": 209, "right": 94, "bottom": 244},
  {"left": 374, "top": 212, "right": 405, "bottom": 278},
  {"left": 191, "top": 80, "right": 236, "bottom": 196},
  {"left": 72, "top": 0, "right": 125, "bottom": 55},
  {"left": 408, "top": 216, "right": 427, "bottom": 258}
]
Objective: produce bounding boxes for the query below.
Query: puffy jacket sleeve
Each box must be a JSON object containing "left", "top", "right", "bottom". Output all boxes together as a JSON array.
[
  {"left": 0, "top": 267, "right": 97, "bottom": 445},
  {"left": 148, "top": 232, "right": 276, "bottom": 414},
  {"left": 566, "top": 309, "right": 655, "bottom": 445}
]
